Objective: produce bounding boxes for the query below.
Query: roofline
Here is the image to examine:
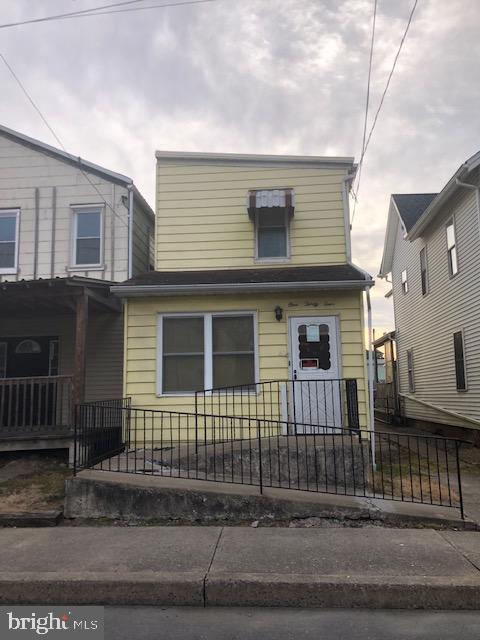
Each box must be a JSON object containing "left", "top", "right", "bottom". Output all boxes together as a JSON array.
[
  {"left": 0, "top": 123, "right": 132, "bottom": 187},
  {"left": 155, "top": 150, "right": 355, "bottom": 167},
  {"left": 111, "top": 279, "right": 374, "bottom": 298},
  {"left": 378, "top": 197, "right": 404, "bottom": 277},
  {"left": 407, "top": 150, "right": 480, "bottom": 240}
]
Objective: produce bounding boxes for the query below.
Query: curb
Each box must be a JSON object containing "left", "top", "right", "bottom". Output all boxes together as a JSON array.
[
  {"left": 0, "top": 511, "right": 62, "bottom": 528},
  {"left": 0, "top": 572, "right": 479, "bottom": 609}
]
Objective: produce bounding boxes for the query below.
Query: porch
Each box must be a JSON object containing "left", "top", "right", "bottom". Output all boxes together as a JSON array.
[{"left": 0, "top": 277, "right": 123, "bottom": 455}]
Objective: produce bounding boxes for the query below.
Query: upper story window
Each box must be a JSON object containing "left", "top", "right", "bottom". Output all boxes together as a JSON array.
[
  {"left": 247, "top": 189, "right": 294, "bottom": 261},
  {"left": 407, "top": 348, "right": 415, "bottom": 393},
  {"left": 72, "top": 206, "right": 103, "bottom": 267},
  {"left": 401, "top": 269, "right": 408, "bottom": 294},
  {"left": 446, "top": 219, "right": 458, "bottom": 276},
  {"left": 420, "top": 247, "right": 428, "bottom": 295},
  {"left": 0, "top": 209, "right": 19, "bottom": 274},
  {"left": 453, "top": 331, "right": 467, "bottom": 391}
]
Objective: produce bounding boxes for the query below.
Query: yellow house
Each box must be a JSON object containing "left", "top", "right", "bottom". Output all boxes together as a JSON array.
[{"left": 112, "top": 151, "right": 374, "bottom": 439}]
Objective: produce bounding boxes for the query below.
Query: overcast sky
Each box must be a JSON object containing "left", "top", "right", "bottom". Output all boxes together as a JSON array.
[{"left": 1, "top": 0, "right": 480, "bottom": 334}]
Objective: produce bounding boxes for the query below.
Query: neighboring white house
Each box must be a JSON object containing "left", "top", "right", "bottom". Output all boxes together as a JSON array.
[
  {"left": 0, "top": 124, "right": 154, "bottom": 454},
  {"left": 379, "top": 150, "right": 480, "bottom": 441}
]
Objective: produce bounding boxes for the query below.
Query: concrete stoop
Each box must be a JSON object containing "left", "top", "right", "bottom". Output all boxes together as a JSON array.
[{"left": 64, "top": 470, "right": 474, "bottom": 530}]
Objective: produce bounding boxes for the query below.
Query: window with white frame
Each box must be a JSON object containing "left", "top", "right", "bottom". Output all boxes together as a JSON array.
[
  {"left": 159, "top": 313, "right": 256, "bottom": 393},
  {"left": 453, "top": 331, "right": 467, "bottom": 391},
  {"left": 407, "top": 348, "right": 415, "bottom": 393},
  {"left": 401, "top": 269, "right": 408, "bottom": 294},
  {"left": 446, "top": 220, "right": 458, "bottom": 276},
  {"left": 256, "top": 209, "right": 289, "bottom": 259},
  {"left": 420, "top": 247, "right": 428, "bottom": 295},
  {"left": 0, "top": 210, "right": 19, "bottom": 273},
  {"left": 72, "top": 207, "right": 103, "bottom": 267}
]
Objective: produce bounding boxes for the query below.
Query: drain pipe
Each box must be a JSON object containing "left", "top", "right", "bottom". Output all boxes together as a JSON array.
[
  {"left": 127, "top": 184, "right": 134, "bottom": 280},
  {"left": 455, "top": 179, "right": 480, "bottom": 233},
  {"left": 366, "top": 286, "right": 376, "bottom": 469}
]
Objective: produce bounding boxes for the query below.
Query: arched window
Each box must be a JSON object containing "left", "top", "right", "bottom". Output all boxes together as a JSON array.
[{"left": 15, "top": 339, "right": 41, "bottom": 354}]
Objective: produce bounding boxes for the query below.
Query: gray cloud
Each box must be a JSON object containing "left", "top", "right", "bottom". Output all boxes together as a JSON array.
[{"left": 1, "top": 0, "right": 480, "bottom": 333}]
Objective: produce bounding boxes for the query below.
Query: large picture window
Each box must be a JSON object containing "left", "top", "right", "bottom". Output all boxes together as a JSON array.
[
  {"left": 159, "top": 313, "right": 256, "bottom": 394},
  {"left": 72, "top": 207, "right": 103, "bottom": 267},
  {"left": 0, "top": 210, "right": 19, "bottom": 274}
]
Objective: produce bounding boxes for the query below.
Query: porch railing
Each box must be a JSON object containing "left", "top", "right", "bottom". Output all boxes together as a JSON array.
[
  {"left": 74, "top": 401, "right": 465, "bottom": 518},
  {"left": 0, "top": 375, "right": 73, "bottom": 434}
]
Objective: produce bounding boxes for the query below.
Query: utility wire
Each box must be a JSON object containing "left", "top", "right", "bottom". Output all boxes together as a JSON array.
[
  {"left": 0, "top": 53, "right": 128, "bottom": 228},
  {"left": 0, "top": 0, "right": 222, "bottom": 29},
  {"left": 350, "top": 0, "right": 377, "bottom": 227},
  {"left": 351, "top": 0, "right": 419, "bottom": 227}
]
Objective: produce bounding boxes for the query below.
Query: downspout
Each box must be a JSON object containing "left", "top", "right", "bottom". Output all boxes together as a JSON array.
[
  {"left": 366, "top": 286, "right": 376, "bottom": 468},
  {"left": 455, "top": 178, "right": 480, "bottom": 234},
  {"left": 342, "top": 171, "right": 355, "bottom": 262},
  {"left": 127, "top": 184, "right": 134, "bottom": 279}
]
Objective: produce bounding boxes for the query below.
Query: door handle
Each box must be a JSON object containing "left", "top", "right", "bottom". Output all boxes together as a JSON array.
[{"left": 293, "top": 369, "right": 297, "bottom": 381}]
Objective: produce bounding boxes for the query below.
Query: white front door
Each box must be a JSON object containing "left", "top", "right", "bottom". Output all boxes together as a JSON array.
[{"left": 289, "top": 316, "right": 342, "bottom": 433}]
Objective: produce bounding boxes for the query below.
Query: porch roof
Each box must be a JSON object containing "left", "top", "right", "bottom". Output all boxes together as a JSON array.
[
  {"left": 0, "top": 276, "right": 121, "bottom": 314},
  {"left": 111, "top": 264, "right": 374, "bottom": 297}
]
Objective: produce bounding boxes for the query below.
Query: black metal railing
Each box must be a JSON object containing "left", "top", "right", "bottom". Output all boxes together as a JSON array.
[
  {"left": 195, "top": 379, "right": 360, "bottom": 438},
  {"left": 74, "top": 398, "right": 131, "bottom": 473},
  {"left": 0, "top": 375, "right": 73, "bottom": 434},
  {"left": 74, "top": 401, "right": 465, "bottom": 518}
]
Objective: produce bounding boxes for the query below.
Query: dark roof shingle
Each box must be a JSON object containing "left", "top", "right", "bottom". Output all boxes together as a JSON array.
[
  {"left": 117, "top": 264, "right": 370, "bottom": 288},
  {"left": 392, "top": 193, "right": 438, "bottom": 232}
]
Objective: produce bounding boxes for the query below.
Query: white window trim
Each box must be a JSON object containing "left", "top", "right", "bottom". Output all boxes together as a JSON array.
[
  {"left": 420, "top": 246, "right": 428, "bottom": 296},
  {"left": 156, "top": 310, "right": 259, "bottom": 397},
  {"left": 407, "top": 348, "right": 415, "bottom": 393},
  {"left": 446, "top": 217, "right": 459, "bottom": 277},
  {"left": 71, "top": 204, "right": 105, "bottom": 269},
  {"left": 0, "top": 209, "right": 20, "bottom": 275},
  {"left": 401, "top": 269, "right": 408, "bottom": 294},
  {"left": 254, "top": 208, "right": 291, "bottom": 263}
]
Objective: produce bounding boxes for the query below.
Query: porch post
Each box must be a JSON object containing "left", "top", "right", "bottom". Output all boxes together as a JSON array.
[{"left": 73, "top": 291, "right": 89, "bottom": 407}]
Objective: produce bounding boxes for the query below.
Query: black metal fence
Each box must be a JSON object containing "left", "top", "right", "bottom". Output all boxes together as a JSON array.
[
  {"left": 74, "top": 401, "right": 465, "bottom": 518},
  {"left": 74, "top": 398, "right": 130, "bottom": 474},
  {"left": 195, "top": 379, "right": 360, "bottom": 435}
]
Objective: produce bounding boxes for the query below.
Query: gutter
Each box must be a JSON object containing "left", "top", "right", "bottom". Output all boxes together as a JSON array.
[
  {"left": 455, "top": 178, "right": 480, "bottom": 235},
  {"left": 127, "top": 184, "right": 134, "bottom": 280},
  {"left": 111, "top": 279, "right": 375, "bottom": 298}
]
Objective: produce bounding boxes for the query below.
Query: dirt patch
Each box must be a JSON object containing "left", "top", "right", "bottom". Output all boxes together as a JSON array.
[{"left": 0, "top": 452, "right": 71, "bottom": 512}]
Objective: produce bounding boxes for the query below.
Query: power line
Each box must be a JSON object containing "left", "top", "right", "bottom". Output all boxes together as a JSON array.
[
  {"left": 350, "top": 0, "right": 377, "bottom": 227},
  {"left": 0, "top": 53, "right": 128, "bottom": 228},
  {"left": 351, "top": 0, "right": 419, "bottom": 227},
  {"left": 0, "top": 0, "right": 222, "bottom": 29}
]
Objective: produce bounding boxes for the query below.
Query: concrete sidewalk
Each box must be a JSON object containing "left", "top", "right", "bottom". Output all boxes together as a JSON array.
[{"left": 0, "top": 527, "right": 479, "bottom": 609}]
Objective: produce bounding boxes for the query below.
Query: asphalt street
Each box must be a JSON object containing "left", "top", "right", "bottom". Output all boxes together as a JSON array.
[{"left": 104, "top": 607, "right": 480, "bottom": 640}]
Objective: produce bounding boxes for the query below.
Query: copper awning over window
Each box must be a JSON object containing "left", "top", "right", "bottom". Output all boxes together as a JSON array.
[{"left": 247, "top": 188, "right": 295, "bottom": 220}]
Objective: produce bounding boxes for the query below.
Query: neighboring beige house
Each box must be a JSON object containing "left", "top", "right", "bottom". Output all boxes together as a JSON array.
[
  {"left": 0, "top": 124, "right": 154, "bottom": 455},
  {"left": 379, "top": 150, "right": 480, "bottom": 441}
]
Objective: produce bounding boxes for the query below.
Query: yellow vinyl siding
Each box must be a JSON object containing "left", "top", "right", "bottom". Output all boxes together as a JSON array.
[
  {"left": 156, "top": 163, "right": 348, "bottom": 270},
  {"left": 123, "top": 290, "right": 369, "bottom": 435}
]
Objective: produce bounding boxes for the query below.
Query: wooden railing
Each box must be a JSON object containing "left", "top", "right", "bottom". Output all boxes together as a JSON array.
[{"left": 0, "top": 375, "right": 73, "bottom": 433}]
